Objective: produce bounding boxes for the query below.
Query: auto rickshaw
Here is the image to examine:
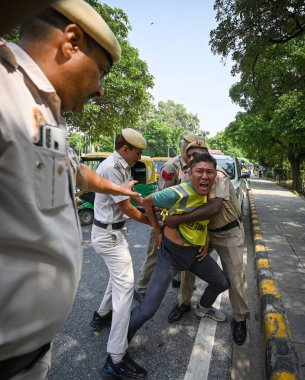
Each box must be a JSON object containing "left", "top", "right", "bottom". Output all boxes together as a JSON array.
[{"left": 77, "top": 152, "right": 157, "bottom": 225}]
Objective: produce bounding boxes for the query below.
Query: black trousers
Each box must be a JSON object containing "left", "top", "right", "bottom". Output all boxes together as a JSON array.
[{"left": 129, "top": 236, "right": 229, "bottom": 339}]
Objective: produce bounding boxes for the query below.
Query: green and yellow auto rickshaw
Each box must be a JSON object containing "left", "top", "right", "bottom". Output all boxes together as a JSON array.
[{"left": 77, "top": 152, "right": 157, "bottom": 225}]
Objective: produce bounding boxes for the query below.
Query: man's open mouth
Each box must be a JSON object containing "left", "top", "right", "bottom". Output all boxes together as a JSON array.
[{"left": 199, "top": 182, "right": 209, "bottom": 190}]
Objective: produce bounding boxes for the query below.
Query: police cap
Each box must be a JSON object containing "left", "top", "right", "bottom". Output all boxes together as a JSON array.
[
  {"left": 186, "top": 140, "right": 208, "bottom": 152},
  {"left": 122, "top": 128, "right": 147, "bottom": 150},
  {"left": 52, "top": 0, "right": 121, "bottom": 63},
  {"left": 183, "top": 132, "right": 203, "bottom": 143}
]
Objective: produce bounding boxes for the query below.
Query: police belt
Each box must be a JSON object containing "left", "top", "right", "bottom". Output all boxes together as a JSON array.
[
  {"left": 94, "top": 219, "right": 125, "bottom": 230},
  {"left": 208, "top": 217, "right": 242, "bottom": 232},
  {"left": 0, "top": 342, "right": 50, "bottom": 380}
]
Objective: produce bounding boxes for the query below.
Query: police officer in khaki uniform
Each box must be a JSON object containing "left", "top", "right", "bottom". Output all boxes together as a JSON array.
[
  {"left": 134, "top": 132, "right": 202, "bottom": 301},
  {"left": 0, "top": 2, "right": 139, "bottom": 379},
  {"left": 90, "top": 129, "right": 151, "bottom": 380},
  {"left": 165, "top": 142, "right": 250, "bottom": 345}
]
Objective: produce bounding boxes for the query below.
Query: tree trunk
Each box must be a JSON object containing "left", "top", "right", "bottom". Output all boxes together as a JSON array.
[{"left": 288, "top": 155, "right": 301, "bottom": 191}]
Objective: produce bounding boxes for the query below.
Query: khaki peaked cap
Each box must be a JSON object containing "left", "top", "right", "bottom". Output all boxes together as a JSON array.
[
  {"left": 183, "top": 132, "right": 203, "bottom": 143},
  {"left": 186, "top": 140, "right": 208, "bottom": 152},
  {"left": 52, "top": 0, "right": 121, "bottom": 63},
  {"left": 122, "top": 128, "right": 147, "bottom": 150}
]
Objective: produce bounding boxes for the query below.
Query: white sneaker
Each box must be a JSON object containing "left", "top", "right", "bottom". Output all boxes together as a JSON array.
[{"left": 195, "top": 304, "right": 227, "bottom": 322}]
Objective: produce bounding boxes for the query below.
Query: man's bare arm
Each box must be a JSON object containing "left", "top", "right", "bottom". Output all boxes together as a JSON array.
[
  {"left": 118, "top": 199, "right": 150, "bottom": 225},
  {"left": 77, "top": 164, "right": 141, "bottom": 198},
  {"left": 143, "top": 195, "right": 163, "bottom": 248},
  {"left": 164, "top": 198, "right": 223, "bottom": 228}
]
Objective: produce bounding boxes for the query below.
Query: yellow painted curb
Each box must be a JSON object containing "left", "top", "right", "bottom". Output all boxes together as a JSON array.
[
  {"left": 257, "top": 258, "right": 270, "bottom": 269},
  {"left": 254, "top": 233, "right": 263, "bottom": 240},
  {"left": 254, "top": 226, "right": 261, "bottom": 231},
  {"left": 264, "top": 313, "right": 289, "bottom": 340},
  {"left": 255, "top": 244, "right": 266, "bottom": 252},
  {"left": 271, "top": 372, "right": 297, "bottom": 380},
  {"left": 259, "top": 279, "right": 280, "bottom": 298}
]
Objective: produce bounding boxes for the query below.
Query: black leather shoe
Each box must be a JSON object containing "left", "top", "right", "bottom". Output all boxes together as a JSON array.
[
  {"left": 171, "top": 278, "right": 181, "bottom": 288},
  {"left": 134, "top": 290, "right": 145, "bottom": 303},
  {"left": 232, "top": 319, "right": 247, "bottom": 345},
  {"left": 168, "top": 303, "right": 191, "bottom": 323}
]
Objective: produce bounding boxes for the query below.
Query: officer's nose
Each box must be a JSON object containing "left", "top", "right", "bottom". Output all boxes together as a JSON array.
[{"left": 95, "top": 87, "right": 105, "bottom": 98}]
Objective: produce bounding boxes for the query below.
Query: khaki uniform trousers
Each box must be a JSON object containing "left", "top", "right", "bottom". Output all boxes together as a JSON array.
[
  {"left": 179, "top": 223, "right": 250, "bottom": 322},
  {"left": 136, "top": 229, "right": 157, "bottom": 293}
]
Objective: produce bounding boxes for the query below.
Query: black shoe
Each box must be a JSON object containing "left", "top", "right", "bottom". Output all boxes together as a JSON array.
[
  {"left": 101, "top": 352, "right": 147, "bottom": 379},
  {"left": 90, "top": 311, "right": 112, "bottom": 331},
  {"left": 134, "top": 290, "right": 145, "bottom": 303},
  {"left": 232, "top": 319, "right": 247, "bottom": 345},
  {"left": 171, "top": 279, "right": 181, "bottom": 289},
  {"left": 168, "top": 303, "right": 191, "bottom": 323}
]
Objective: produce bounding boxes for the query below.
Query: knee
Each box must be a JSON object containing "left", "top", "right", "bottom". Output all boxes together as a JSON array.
[
  {"left": 217, "top": 276, "right": 230, "bottom": 293},
  {"left": 140, "top": 303, "right": 158, "bottom": 322}
]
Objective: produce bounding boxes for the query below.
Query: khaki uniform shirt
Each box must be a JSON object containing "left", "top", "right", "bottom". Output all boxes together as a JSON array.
[
  {"left": 158, "top": 155, "right": 187, "bottom": 191},
  {"left": 94, "top": 150, "right": 131, "bottom": 223},
  {"left": 0, "top": 41, "right": 82, "bottom": 360},
  {"left": 208, "top": 167, "right": 241, "bottom": 229}
]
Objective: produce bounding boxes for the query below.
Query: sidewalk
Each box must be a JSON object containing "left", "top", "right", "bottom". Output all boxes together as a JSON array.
[{"left": 249, "top": 178, "right": 305, "bottom": 379}]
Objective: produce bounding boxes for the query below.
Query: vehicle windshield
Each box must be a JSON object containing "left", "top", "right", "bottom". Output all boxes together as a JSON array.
[
  {"left": 214, "top": 157, "right": 235, "bottom": 179},
  {"left": 154, "top": 161, "right": 165, "bottom": 174}
]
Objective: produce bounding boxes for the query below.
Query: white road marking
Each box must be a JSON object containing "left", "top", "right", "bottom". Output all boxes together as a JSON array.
[{"left": 184, "top": 258, "right": 222, "bottom": 380}]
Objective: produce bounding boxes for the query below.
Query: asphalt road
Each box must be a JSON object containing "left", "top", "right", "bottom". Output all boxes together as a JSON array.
[{"left": 49, "top": 194, "right": 264, "bottom": 380}]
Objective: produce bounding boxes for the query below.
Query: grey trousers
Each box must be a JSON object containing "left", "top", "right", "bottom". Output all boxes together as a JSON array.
[{"left": 128, "top": 236, "right": 229, "bottom": 340}]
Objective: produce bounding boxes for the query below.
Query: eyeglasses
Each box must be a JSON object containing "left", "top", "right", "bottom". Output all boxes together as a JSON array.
[
  {"left": 100, "top": 76, "right": 106, "bottom": 91},
  {"left": 127, "top": 146, "right": 142, "bottom": 157}
]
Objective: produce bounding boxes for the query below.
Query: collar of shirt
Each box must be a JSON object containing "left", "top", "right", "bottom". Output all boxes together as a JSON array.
[
  {"left": 179, "top": 155, "right": 188, "bottom": 172},
  {"left": 7, "top": 42, "right": 57, "bottom": 94},
  {"left": 4, "top": 42, "right": 62, "bottom": 122},
  {"left": 112, "top": 150, "right": 130, "bottom": 170}
]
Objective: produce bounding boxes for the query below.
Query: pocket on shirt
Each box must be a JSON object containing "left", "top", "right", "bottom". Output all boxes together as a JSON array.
[{"left": 34, "top": 146, "right": 69, "bottom": 210}]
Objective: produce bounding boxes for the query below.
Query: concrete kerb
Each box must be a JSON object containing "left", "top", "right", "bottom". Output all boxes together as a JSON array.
[{"left": 247, "top": 189, "right": 299, "bottom": 380}]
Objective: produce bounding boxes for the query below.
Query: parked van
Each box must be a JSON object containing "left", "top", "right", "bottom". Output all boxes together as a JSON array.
[{"left": 211, "top": 153, "right": 250, "bottom": 209}]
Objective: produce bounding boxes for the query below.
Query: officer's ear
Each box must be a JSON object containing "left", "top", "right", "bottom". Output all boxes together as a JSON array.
[
  {"left": 61, "top": 24, "right": 86, "bottom": 60},
  {"left": 122, "top": 145, "right": 129, "bottom": 153}
]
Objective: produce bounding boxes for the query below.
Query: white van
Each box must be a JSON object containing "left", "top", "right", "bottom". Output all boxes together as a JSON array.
[{"left": 211, "top": 153, "right": 250, "bottom": 209}]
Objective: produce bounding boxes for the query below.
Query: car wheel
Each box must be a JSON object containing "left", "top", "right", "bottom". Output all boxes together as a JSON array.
[{"left": 79, "top": 209, "right": 94, "bottom": 226}]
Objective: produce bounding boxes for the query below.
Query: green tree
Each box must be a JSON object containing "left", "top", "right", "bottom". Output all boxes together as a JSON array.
[
  {"left": 224, "top": 113, "right": 279, "bottom": 166},
  {"left": 210, "top": 0, "right": 305, "bottom": 74},
  {"left": 68, "top": 131, "right": 86, "bottom": 158},
  {"left": 139, "top": 120, "right": 175, "bottom": 157},
  {"left": 207, "top": 131, "right": 243, "bottom": 157},
  {"left": 270, "top": 92, "right": 305, "bottom": 190},
  {"left": 151, "top": 101, "right": 201, "bottom": 132},
  {"left": 136, "top": 100, "right": 208, "bottom": 156},
  {"left": 210, "top": 0, "right": 305, "bottom": 190}
]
